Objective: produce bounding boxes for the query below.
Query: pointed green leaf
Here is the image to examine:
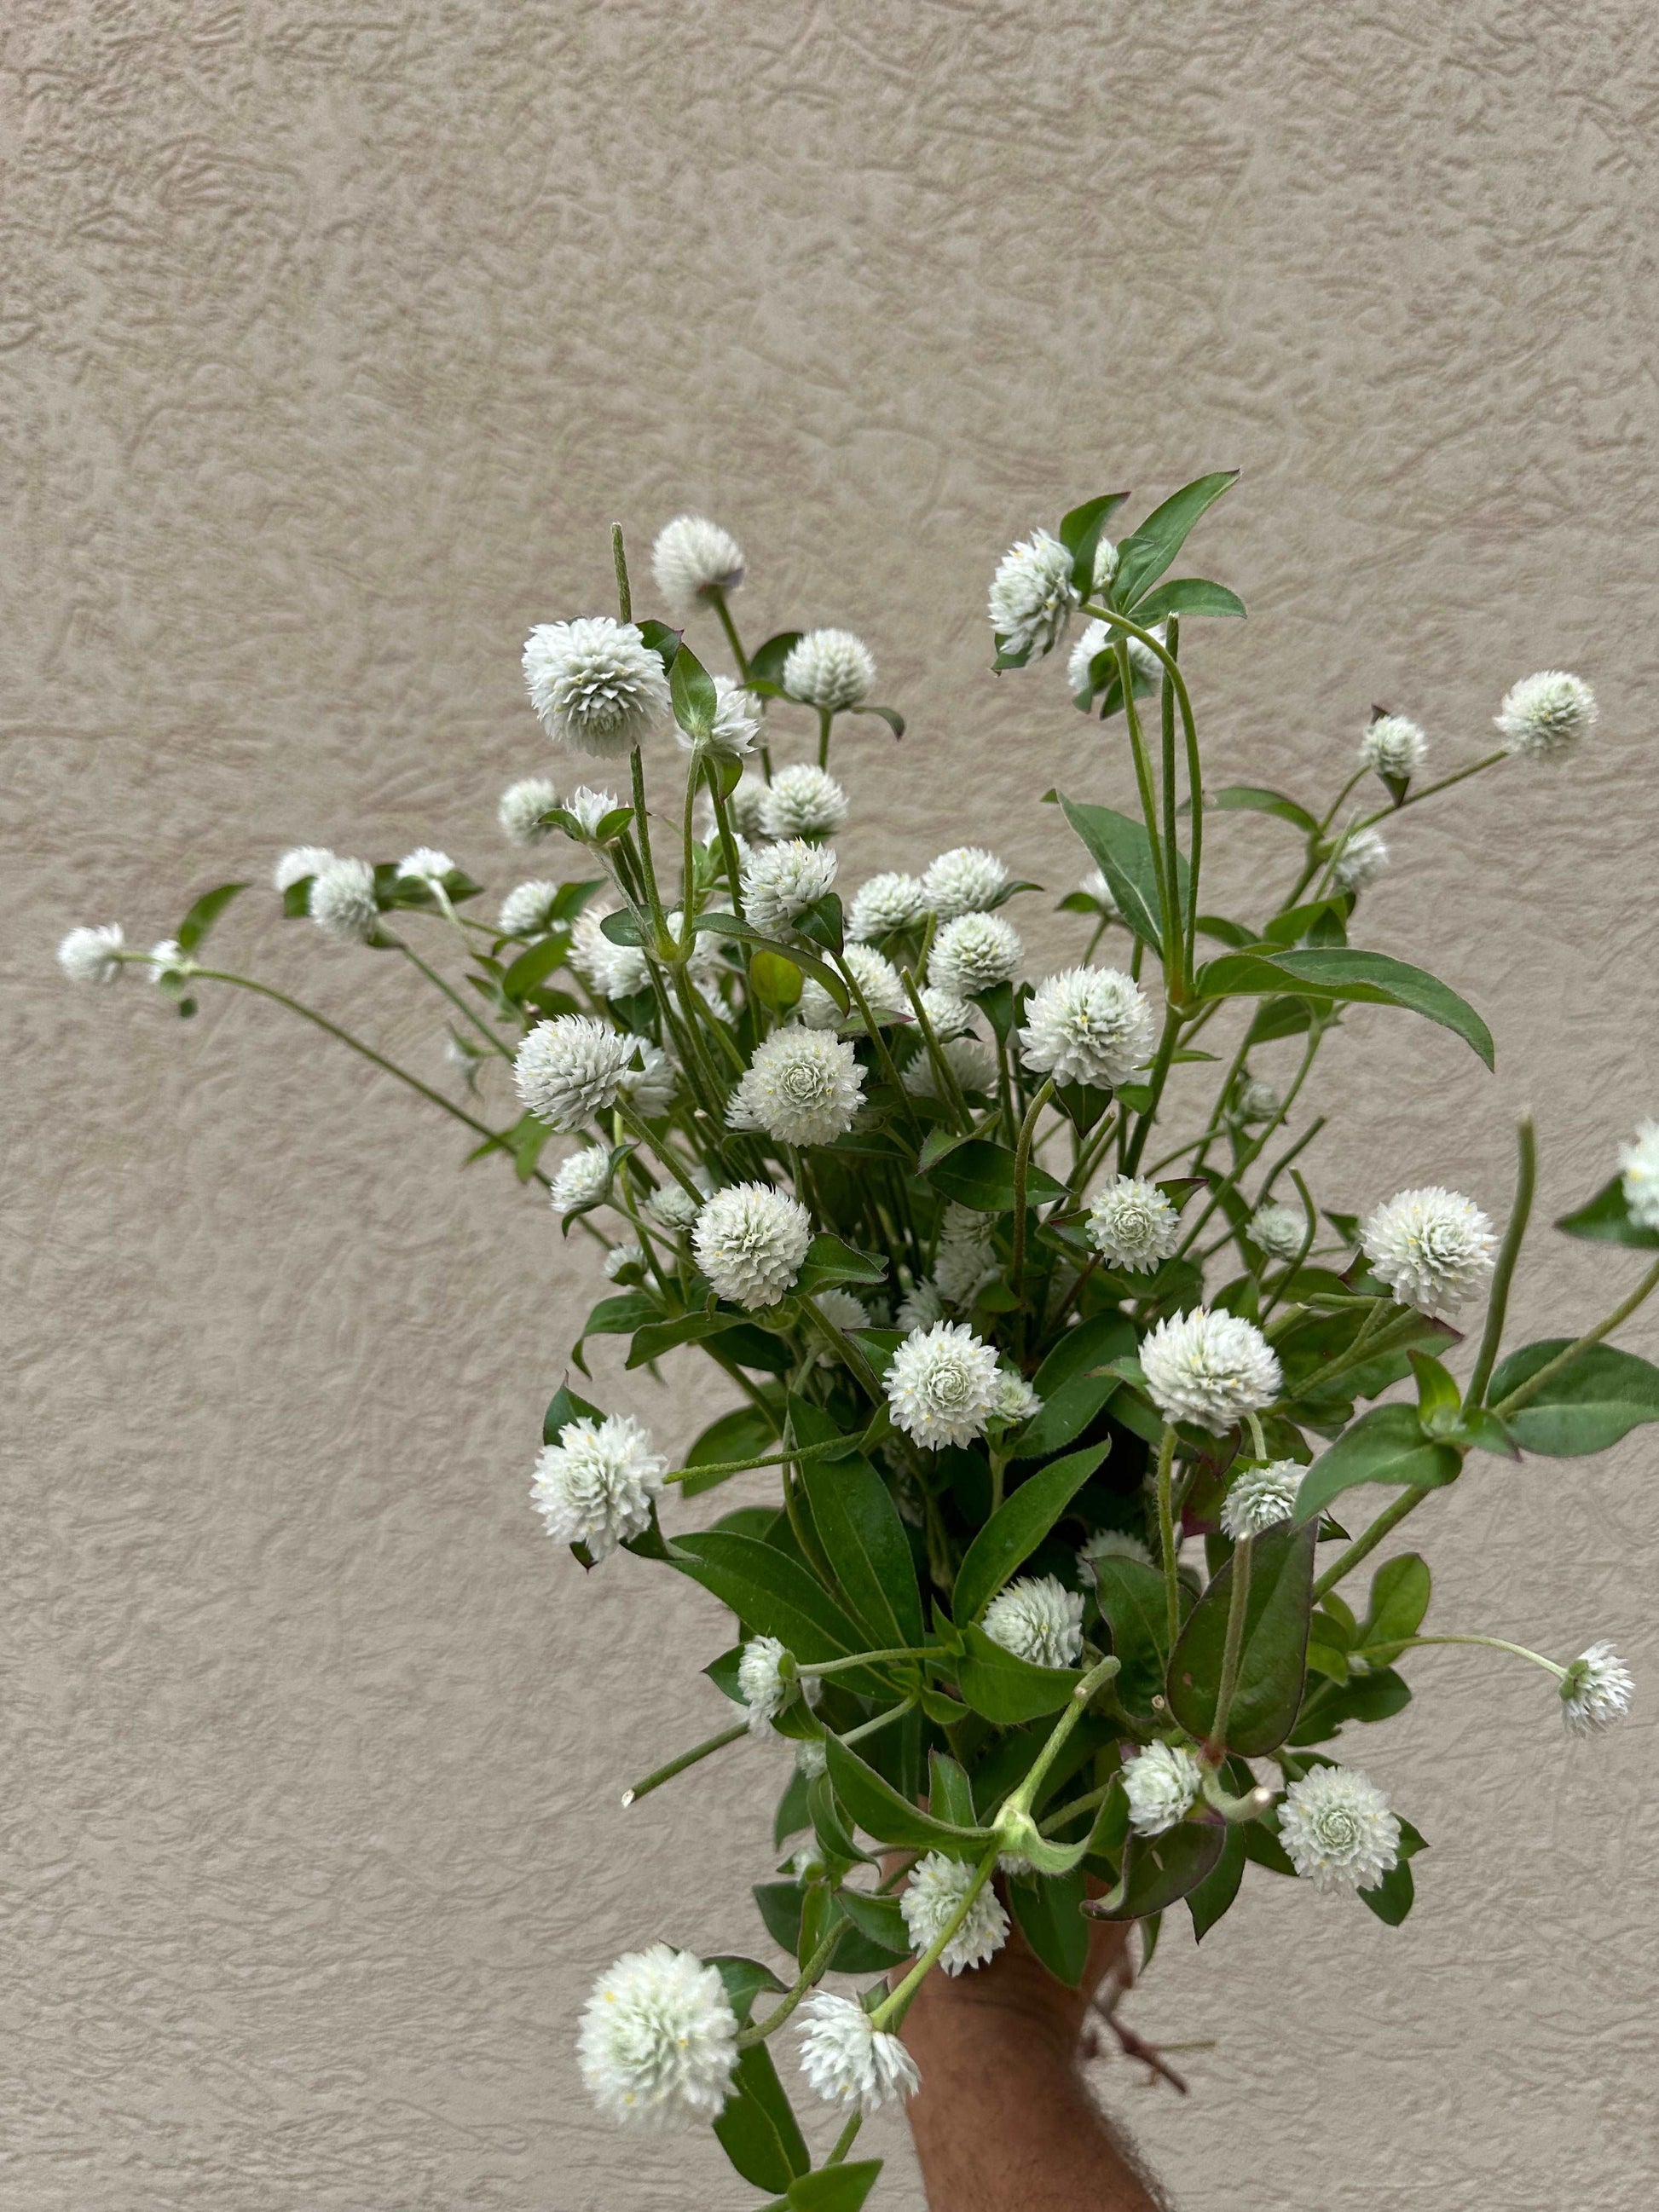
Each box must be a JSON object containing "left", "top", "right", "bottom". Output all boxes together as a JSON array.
[
  {"left": 777, "top": 2161, "right": 884, "bottom": 2211},
  {"left": 1050, "top": 792, "right": 1188, "bottom": 951},
  {"left": 1194, "top": 785, "right": 1318, "bottom": 835},
  {"left": 176, "top": 881, "right": 248, "bottom": 954},
  {"left": 953, "top": 1443, "right": 1107, "bottom": 1626},
  {"left": 1012, "top": 1312, "right": 1136, "bottom": 1458},
  {"left": 1195, "top": 948, "right": 1494, "bottom": 1068},
  {"left": 681, "top": 1404, "right": 783, "bottom": 1499},
  {"left": 1009, "top": 1866, "right": 1092, "bottom": 1986},
  {"left": 1130, "top": 577, "right": 1246, "bottom": 622},
  {"left": 1556, "top": 1174, "right": 1659, "bottom": 1250},
  {"left": 824, "top": 1732, "right": 992, "bottom": 1853},
  {"left": 955, "top": 1620, "right": 1087, "bottom": 1723},
  {"left": 1113, "top": 471, "right": 1240, "bottom": 606},
  {"left": 789, "top": 1401, "right": 923, "bottom": 1648},
  {"left": 1488, "top": 1341, "right": 1659, "bottom": 1455},
  {"left": 1086, "top": 1822, "right": 1226, "bottom": 1920},
  {"left": 673, "top": 1531, "right": 873, "bottom": 1673},
  {"left": 1185, "top": 1822, "right": 1247, "bottom": 1942},
  {"left": 714, "top": 2043, "right": 811, "bottom": 2191},
  {"left": 1358, "top": 1552, "right": 1431, "bottom": 1665},
  {"left": 1292, "top": 1405, "right": 1462, "bottom": 1524},
  {"left": 922, "top": 1137, "right": 1068, "bottom": 1215},
  {"left": 795, "top": 1234, "right": 888, "bottom": 1294},
  {"left": 670, "top": 640, "right": 719, "bottom": 741},
  {"left": 1166, "top": 1520, "right": 1317, "bottom": 1754},
  {"left": 694, "top": 911, "right": 849, "bottom": 1011},
  {"left": 1089, "top": 1555, "right": 1177, "bottom": 1725}
]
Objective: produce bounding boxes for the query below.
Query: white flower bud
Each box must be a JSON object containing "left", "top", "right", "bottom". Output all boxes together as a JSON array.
[
  {"left": 783, "top": 629, "right": 876, "bottom": 711},
  {"left": 499, "top": 880, "right": 562, "bottom": 938},
  {"left": 1219, "top": 1460, "right": 1303, "bottom": 1539},
  {"left": 928, "top": 913, "right": 1020, "bottom": 999},
  {"left": 981, "top": 1574, "right": 1084, "bottom": 1668},
  {"left": 726, "top": 1027, "right": 865, "bottom": 1147},
  {"left": 1560, "top": 1641, "right": 1634, "bottom": 1736},
  {"left": 532, "top": 1412, "right": 667, "bottom": 1561},
  {"left": 1237, "top": 1077, "right": 1280, "bottom": 1123},
  {"left": 513, "top": 1015, "right": 638, "bottom": 1130},
  {"left": 847, "top": 872, "right": 928, "bottom": 941},
  {"left": 1086, "top": 1175, "right": 1181, "bottom": 1273},
  {"left": 676, "top": 673, "right": 760, "bottom": 759},
  {"left": 1250, "top": 1201, "right": 1305, "bottom": 1262},
  {"left": 737, "top": 1634, "right": 822, "bottom": 1736},
  {"left": 550, "top": 1146, "right": 612, "bottom": 1216},
  {"left": 497, "top": 777, "right": 559, "bottom": 846},
  {"left": 900, "top": 1852, "right": 1010, "bottom": 1974},
  {"left": 760, "top": 764, "right": 847, "bottom": 840},
  {"left": 1360, "top": 713, "right": 1427, "bottom": 779},
  {"left": 922, "top": 847, "right": 1009, "bottom": 919},
  {"left": 650, "top": 514, "right": 745, "bottom": 615},
  {"left": 798, "top": 944, "right": 906, "bottom": 1032},
  {"left": 1332, "top": 825, "right": 1389, "bottom": 892},
  {"left": 396, "top": 846, "right": 454, "bottom": 887},
  {"left": 1617, "top": 1121, "right": 1659, "bottom": 1231},
  {"left": 57, "top": 924, "right": 125, "bottom": 985},
  {"left": 989, "top": 528, "right": 1078, "bottom": 660},
  {"left": 1494, "top": 670, "right": 1596, "bottom": 762},
  {"left": 309, "top": 857, "right": 379, "bottom": 944},
  {"left": 797, "top": 1991, "right": 919, "bottom": 2111},
  {"left": 1123, "top": 1741, "right": 1203, "bottom": 1836},
  {"left": 273, "top": 845, "right": 335, "bottom": 891},
  {"left": 741, "top": 840, "right": 838, "bottom": 931},
  {"left": 903, "top": 1032, "right": 997, "bottom": 1102},
  {"left": 1078, "top": 1528, "right": 1152, "bottom": 1573},
  {"left": 604, "top": 1239, "right": 645, "bottom": 1280}
]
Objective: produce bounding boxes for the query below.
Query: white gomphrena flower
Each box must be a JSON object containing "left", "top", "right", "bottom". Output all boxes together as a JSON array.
[
  {"left": 1237, "top": 1077, "right": 1280, "bottom": 1123},
  {"left": 813, "top": 1289, "right": 870, "bottom": 1361},
  {"left": 934, "top": 1203, "right": 997, "bottom": 1307},
  {"left": 579, "top": 1943, "right": 739, "bottom": 2127},
  {"left": 1560, "top": 1641, "right": 1635, "bottom": 1737},
  {"left": 741, "top": 839, "right": 838, "bottom": 932},
  {"left": 567, "top": 785, "right": 624, "bottom": 839},
  {"left": 396, "top": 846, "right": 454, "bottom": 887},
  {"left": 896, "top": 1277, "right": 945, "bottom": 1334},
  {"left": 1086, "top": 1175, "right": 1181, "bottom": 1273},
  {"left": 1277, "top": 1765, "right": 1401, "bottom": 1896},
  {"left": 57, "top": 924, "right": 125, "bottom": 985},
  {"left": 676, "top": 673, "right": 761, "bottom": 760},
  {"left": 727, "top": 1027, "right": 865, "bottom": 1147},
  {"left": 1332, "top": 825, "right": 1389, "bottom": 892},
  {"left": 531, "top": 1412, "right": 668, "bottom": 1561},
  {"left": 273, "top": 845, "right": 335, "bottom": 892},
  {"left": 928, "top": 913, "right": 1021, "bottom": 1000},
  {"left": 1078, "top": 867, "right": 1120, "bottom": 917},
  {"left": 645, "top": 1166, "right": 712, "bottom": 1236},
  {"left": 900, "top": 1852, "right": 1010, "bottom": 1975},
  {"left": 693, "top": 1183, "right": 812, "bottom": 1308},
  {"left": 650, "top": 513, "right": 746, "bottom": 615},
  {"left": 1251, "top": 1201, "right": 1306, "bottom": 1262},
  {"left": 1067, "top": 617, "right": 1113, "bottom": 697},
  {"left": 904, "top": 1032, "right": 997, "bottom": 1102},
  {"left": 798, "top": 944, "right": 906, "bottom": 1033},
  {"left": 1617, "top": 1121, "right": 1659, "bottom": 1231},
  {"left": 147, "top": 939, "right": 188, "bottom": 983},
  {"left": 782, "top": 628, "right": 876, "bottom": 712},
  {"left": 499, "top": 880, "right": 562, "bottom": 938},
  {"left": 994, "top": 1371, "right": 1043, "bottom": 1425},
  {"left": 982, "top": 1575, "right": 1085, "bottom": 1669},
  {"left": 797, "top": 1991, "right": 919, "bottom": 2112},
  {"left": 918, "top": 987, "right": 974, "bottom": 1039},
  {"left": 1018, "top": 966, "right": 1154, "bottom": 1089},
  {"left": 1361, "top": 713, "right": 1428, "bottom": 780},
  {"left": 619, "top": 1039, "right": 677, "bottom": 1119},
  {"left": 1494, "top": 670, "right": 1597, "bottom": 762},
  {"left": 759, "top": 764, "right": 848, "bottom": 842},
  {"left": 523, "top": 616, "right": 672, "bottom": 758},
  {"left": 604, "top": 1239, "right": 645, "bottom": 1279},
  {"left": 848, "top": 872, "right": 928, "bottom": 942},
  {"left": 1078, "top": 1528, "right": 1152, "bottom": 1572},
  {"left": 513, "top": 1014, "right": 637, "bottom": 1130},
  {"left": 498, "top": 777, "right": 559, "bottom": 846},
  {"left": 1220, "top": 1460, "right": 1304, "bottom": 1540},
  {"left": 1122, "top": 1741, "right": 1204, "bottom": 1837},
  {"left": 726, "top": 772, "right": 770, "bottom": 840},
  {"left": 794, "top": 1736, "right": 829, "bottom": 1780},
  {"left": 887, "top": 1320, "right": 1002, "bottom": 1448},
  {"left": 989, "top": 528, "right": 1078, "bottom": 660},
  {"left": 309, "top": 856, "right": 379, "bottom": 944},
  {"left": 569, "top": 904, "right": 650, "bottom": 1000},
  {"left": 1141, "top": 1307, "right": 1282, "bottom": 1434},
  {"left": 922, "top": 846, "right": 1009, "bottom": 920},
  {"left": 737, "top": 1634, "right": 822, "bottom": 1737},
  {"left": 1361, "top": 1187, "right": 1497, "bottom": 1317},
  {"left": 551, "top": 1146, "right": 612, "bottom": 1216}
]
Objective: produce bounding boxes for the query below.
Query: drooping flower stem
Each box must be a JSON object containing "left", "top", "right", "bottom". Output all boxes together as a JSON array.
[
  {"left": 811, "top": 1646, "right": 941, "bottom": 1678},
  {"left": 1488, "top": 1255, "right": 1659, "bottom": 1419},
  {"left": 870, "top": 1846, "right": 1000, "bottom": 2032},
  {"left": 621, "top": 1720, "right": 750, "bottom": 1807},
  {"left": 1155, "top": 1424, "right": 1182, "bottom": 1645},
  {"left": 737, "top": 1922, "right": 846, "bottom": 2049},
  {"left": 825, "top": 2111, "right": 864, "bottom": 2166},
  {"left": 1464, "top": 1112, "right": 1537, "bottom": 1411},
  {"left": 1205, "top": 1533, "right": 1254, "bottom": 1759},
  {"left": 1312, "top": 1486, "right": 1426, "bottom": 1602},
  {"left": 390, "top": 937, "right": 513, "bottom": 1058},
  {"left": 1353, "top": 748, "right": 1507, "bottom": 830},
  {"left": 1350, "top": 1632, "right": 1567, "bottom": 1678},
  {"left": 661, "top": 1435, "right": 865, "bottom": 1486},
  {"left": 708, "top": 586, "right": 749, "bottom": 682}
]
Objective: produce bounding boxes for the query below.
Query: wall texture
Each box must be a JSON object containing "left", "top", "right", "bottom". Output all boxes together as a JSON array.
[{"left": 5, "top": 3, "right": 1656, "bottom": 2206}]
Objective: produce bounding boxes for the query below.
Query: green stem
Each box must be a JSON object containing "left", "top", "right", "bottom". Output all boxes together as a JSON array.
[
  {"left": 1155, "top": 1426, "right": 1181, "bottom": 1645},
  {"left": 1122, "top": 1003, "right": 1183, "bottom": 1175},
  {"left": 613, "top": 1097, "right": 703, "bottom": 1201},
  {"left": 1118, "top": 641, "right": 1176, "bottom": 985},
  {"left": 662, "top": 1435, "right": 861, "bottom": 1486},
  {"left": 629, "top": 747, "right": 670, "bottom": 949},
  {"left": 817, "top": 706, "right": 833, "bottom": 770},
  {"left": 708, "top": 586, "right": 749, "bottom": 679},
  {"left": 1464, "top": 1112, "right": 1536, "bottom": 1410},
  {"left": 1350, "top": 1632, "right": 1566, "bottom": 1678},
  {"left": 621, "top": 1721, "right": 749, "bottom": 1805},
  {"left": 899, "top": 967, "right": 971, "bottom": 1130},
  {"left": 737, "top": 1923, "right": 844, "bottom": 2048},
  {"left": 704, "top": 757, "right": 748, "bottom": 922},
  {"left": 1009, "top": 1078, "right": 1055, "bottom": 1313},
  {"left": 1159, "top": 617, "right": 1186, "bottom": 992},
  {"left": 826, "top": 2112, "right": 864, "bottom": 2166},
  {"left": 1352, "top": 748, "right": 1506, "bottom": 829},
  {"left": 1311, "top": 1488, "right": 1425, "bottom": 1602},
  {"left": 1490, "top": 1254, "right": 1659, "bottom": 1419},
  {"left": 391, "top": 937, "right": 513, "bottom": 1057},
  {"left": 1205, "top": 1534, "right": 1253, "bottom": 1759},
  {"left": 611, "top": 521, "right": 632, "bottom": 623},
  {"left": 870, "top": 1847, "right": 1000, "bottom": 2031},
  {"left": 812, "top": 1646, "right": 939, "bottom": 1679}
]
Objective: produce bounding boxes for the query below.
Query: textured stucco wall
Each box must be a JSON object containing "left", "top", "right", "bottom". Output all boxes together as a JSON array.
[{"left": 5, "top": 3, "right": 1656, "bottom": 2206}]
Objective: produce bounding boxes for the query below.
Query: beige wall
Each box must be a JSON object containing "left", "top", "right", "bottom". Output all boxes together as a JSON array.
[{"left": 6, "top": 3, "right": 1656, "bottom": 2205}]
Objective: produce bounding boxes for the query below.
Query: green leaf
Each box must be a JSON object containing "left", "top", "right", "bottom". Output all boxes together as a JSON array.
[
  {"left": 749, "top": 947, "right": 805, "bottom": 1012},
  {"left": 694, "top": 911, "right": 849, "bottom": 1012},
  {"left": 1556, "top": 1174, "right": 1659, "bottom": 1250},
  {"left": 1408, "top": 1349, "right": 1462, "bottom": 1428},
  {"left": 1009, "top": 1866, "right": 1092, "bottom": 1986},
  {"left": 1288, "top": 1665, "right": 1411, "bottom": 1745},
  {"left": 954, "top": 1443, "right": 1108, "bottom": 1626},
  {"left": 1488, "top": 1341, "right": 1659, "bottom": 1455},
  {"left": 774, "top": 2160, "right": 884, "bottom": 2212},
  {"left": 1050, "top": 793, "right": 1188, "bottom": 952},
  {"left": 1011, "top": 1312, "right": 1136, "bottom": 1458},
  {"left": 1112, "top": 470, "right": 1240, "bottom": 608},
  {"left": 824, "top": 1732, "right": 991, "bottom": 1852},
  {"left": 928, "top": 1750, "right": 977, "bottom": 1832},
  {"left": 1195, "top": 785, "right": 1319, "bottom": 835},
  {"left": 836, "top": 1887, "right": 910, "bottom": 1955},
  {"left": 752, "top": 1884, "right": 896, "bottom": 1976},
  {"left": 710, "top": 1953, "right": 787, "bottom": 2026},
  {"left": 1358, "top": 1552, "right": 1431, "bottom": 1664},
  {"left": 955, "top": 1620, "right": 1087, "bottom": 1723},
  {"left": 789, "top": 1402, "right": 924, "bottom": 1648},
  {"left": 1358, "top": 1855, "right": 1415, "bottom": 1926},
  {"left": 714, "top": 2043, "right": 811, "bottom": 2191},
  {"left": 542, "top": 1380, "right": 604, "bottom": 1446},
  {"left": 573, "top": 1290, "right": 657, "bottom": 1370},
  {"left": 1059, "top": 490, "right": 1130, "bottom": 590},
  {"left": 1089, "top": 1555, "right": 1176, "bottom": 1725},
  {"left": 176, "top": 881, "right": 248, "bottom": 954},
  {"left": 681, "top": 1405, "right": 782, "bottom": 1499},
  {"left": 500, "top": 934, "right": 573, "bottom": 998},
  {"left": 1292, "top": 1404, "right": 1463, "bottom": 1525},
  {"left": 1195, "top": 948, "right": 1494, "bottom": 1069},
  {"left": 848, "top": 702, "right": 905, "bottom": 740},
  {"left": 1166, "top": 1520, "right": 1316, "bottom": 1754},
  {"left": 807, "top": 1774, "right": 876, "bottom": 1868},
  {"left": 746, "top": 631, "right": 803, "bottom": 690},
  {"left": 1261, "top": 896, "right": 1350, "bottom": 948},
  {"left": 1087, "top": 1823, "right": 1226, "bottom": 1920},
  {"left": 673, "top": 1532, "right": 873, "bottom": 1672},
  {"left": 670, "top": 640, "right": 719, "bottom": 742},
  {"left": 923, "top": 1137, "right": 1069, "bottom": 1215},
  {"left": 1185, "top": 1821, "right": 1247, "bottom": 1942},
  {"left": 1130, "top": 577, "right": 1246, "bottom": 623},
  {"left": 795, "top": 1234, "right": 888, "bottom": 1294}
]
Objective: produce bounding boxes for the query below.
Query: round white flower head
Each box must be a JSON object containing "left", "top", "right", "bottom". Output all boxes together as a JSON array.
[
  {"left": 1220, "top": 1460, "right": 1304, "bottom": 1540},
  {"left": 1078, "top": 1528, "right": 1152, "bottom": 1572},
  {"left": 1141, "top": 1308, "right": 1283, "bottom": 1434},
  {"left": 922, "top": 846, "right": 1009, "bottom": 920},
  {"left": 887, "top": 1320, "right": 1002, "bottom": 1448},
  {"left": 1332, "top": 825, "right": 1389, "bottom": 892},
  {"left": 900, "top": 1852, "right": 1010, "bottom": 1975},
  {"left": 551, "top": 1145, "right": 612, "bottom": 1216},
  {"left": 273, "top": 845, "right": 334, "bottom": 892},
  {"left": 396, "top": 846, "right": 454, "bottom": 887},
  {"left": 645, "top": 1165, "right": 713, "bottom": 1235},
  {"left": 566, "top": 784, "right": 624, "bottom": 839},
  {"left": 727, "top": 1027, "right": 865, "bottom": 1147},
  {"left": 794, "top": 1736, "right": 829, "bottom": 1780},
  {"left": 982, "top": 1575, "right": 1085, "bottom": 1669},
  {"left": 1122, "top": 1741, "right": 1204, "bottom": 1837},
  {"left": 1361, "top": 713, "right": 1428, "bottom": 780},
  {"left": 760, "top": 763, "right": 848, "bottom": 841},
  {"left": 726, "top": 771, "right": 770, "bottom": 840},
  {"left": 737, "top": 1635, "right": 822, "bottom": 1737},
  {"left": 1078, "top": 868, "right": 1120, "bottom": 917},
  {"left": 147, "top": 939, "right": 187, "bottom": 983},
  {"left": 1494, "top": 670, "right": 1597, "bottom": 762},
  {"left": 1018, "top": 966, "right": 1154, "bottom": 1088},
  {"left": 497, "top": 776, "right": 559, "bottom": 846},
  {"left": 676, "top": 672, "right": 760, "bottom": 759},
  {"left": 813, "top": 1287, "right": 870, "bottom": 1343},
  {"left": 928, "top": 912, "right": 1021, "bottom": 999},
  {"left": 1277, "top": 1765, "right": 1400, "bottom": 1896},
  {"left": 569, "top": 904, "right": 650, "bottom": 999},
  {"left": 531, "top": 1412, "right": 668, "bottom": 1561},
  {"left": 797, "top": 1991, "right": 919, "bottom": 2112},
  {"left": 1086, "top": 1175, "right": 1181, "bottom": 1272},
  {"left": 1361, "top": 1187, "right": 1497, "bottom": 1317},
  {"left": 993, "top": 1371, "right": 1043, "bottom": 1425},
  {"left": 650, "top": 513, "right": 746, "bottom": 615},
  {"left": 604, "top": 1240, "right": 645, "bottom": 1281},
  {"left": 848, "top": 871, "right": 928, "bottom": 941},
  {"left": 918, "top": 986, "right": 974, "bottom": 1039},
  {"left": 1617, "top": 1120, "right": 1659, "bottom": 1232},
  {"left": 309, "top": 857, "right": 379, "bottom": 944},
  {"left": 934, "top": 1203, "right": 997, "bottom": 1307},
  {"left": 499, "top": 880, "right": 561, "bottom": 937},
  {"left": 1560, "top": 1641, "right": 1634, "bottom": 1737},
  {"left": 693, "top": 1183, "right": 812, "bottom": 1308},
  {"left": 523, "top": 616, "right": 672, "bottom": 758},
  {"left": 782, "top": 628, "right": 876, "bottom": 712},
  {"left": 798, "top": 944, "right": 906, "bottom": 1032},
  {"left": 905, "top": 1032, "right": 997, "bottom": 1102},
  {"left": 619, "top": 1039, "right": 677, "bottom": 1119},
  {"left": 742, "top": 839, "right": 838, "bottom": 931},
  {"left": 989, "top": 528, "right": 1077, "bottom": 660},
  {"left": 58, "top": 924, "right": 125, "bottom": 985},
  {"left": 1251, "top": 1201, "right": 1306, "bottom": 1262},
  {"left": 513, "top": 1015, "right": 637, "bottom": 1130},
  {"left": 896, "top": 1277, "right": 945, "bottom": 1334},
  {"left": 1237, "top": 1077, "right": 1281, "bottom": 1123},
  {"left": 579, "top": 1943, "right": 739, "bottom": 2127}
]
